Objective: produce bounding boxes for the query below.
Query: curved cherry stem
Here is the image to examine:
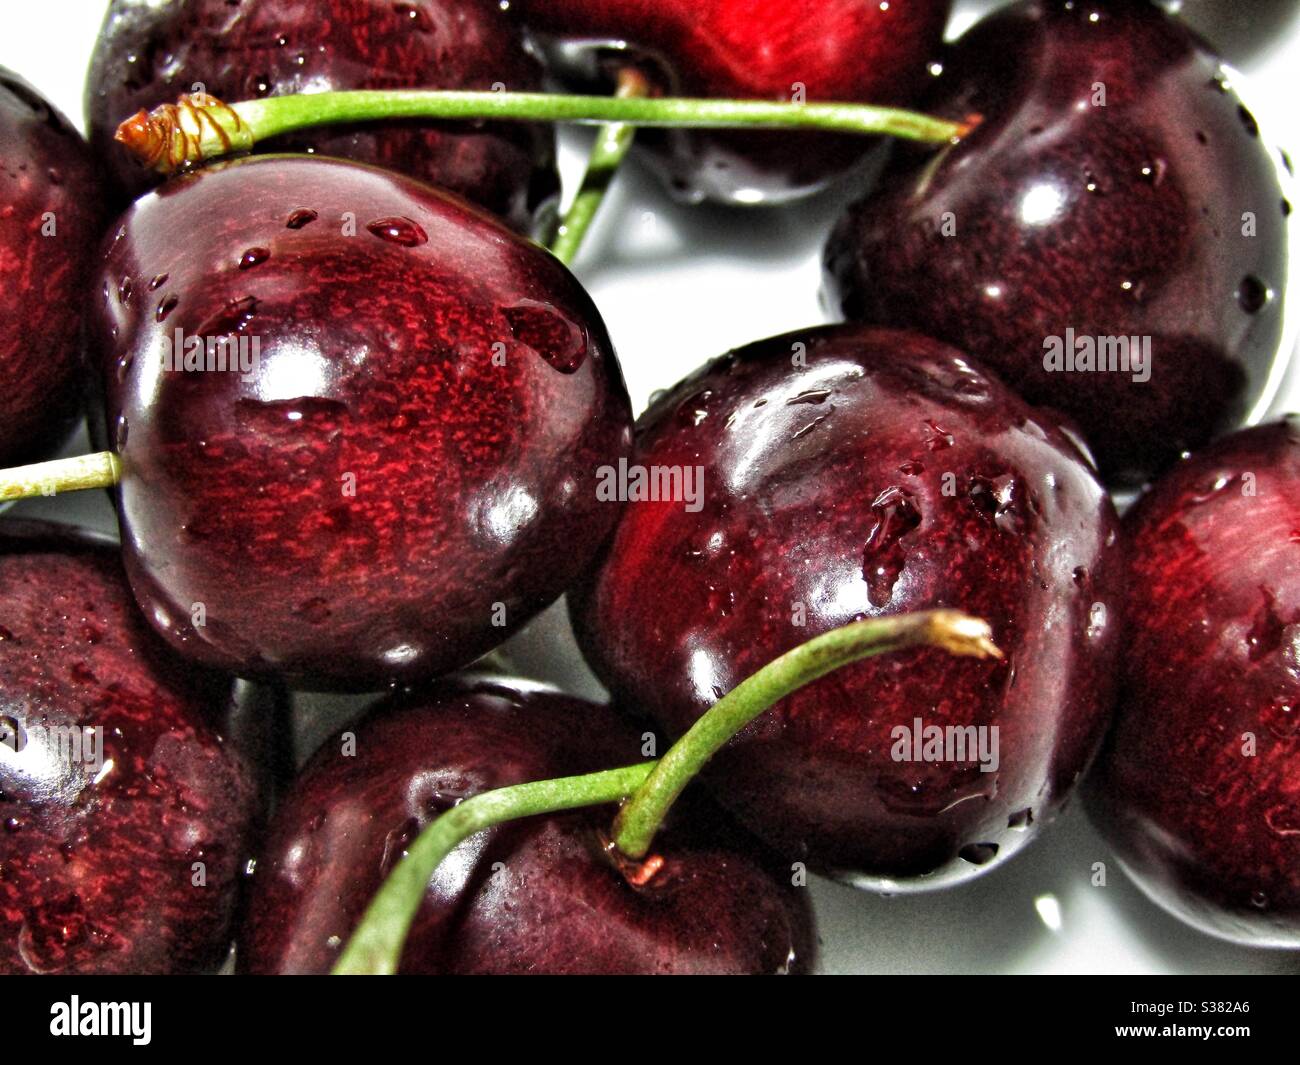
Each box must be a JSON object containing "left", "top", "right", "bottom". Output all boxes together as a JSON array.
[
  {"left": 331, "top": 762, "right": 658, "bottom": 976},
  {"left": 550, "top": 68, "right": 649, "bottom": 266},
  {"left": 115, "top": 90, "right": 976, "bottom": 176},
  {"left": 613, "top": 610, "right": 1001, "bottom": 858},
  {"left": 331, "top": 609, "right": 1000, "bottom": 975}
]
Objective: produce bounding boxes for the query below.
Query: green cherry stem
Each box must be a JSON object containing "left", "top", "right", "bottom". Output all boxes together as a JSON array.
[
  {"left": 612, "top": 609, "right": 1001, "bottom": 858},
  {"left": 549, "top": 68, "right": 650, "bottom": 267},
  {"left": 0, "top": 452, "right": 121, "bottom": 502},
  {"left": 331, "top": 609, "right": 1000, "bottom": 975},
  {"left": 331, "top": 762, "right": 658, "bottom": 976},
  {"left": 115, "top": 89, "right": 975, "bottom": 176}
]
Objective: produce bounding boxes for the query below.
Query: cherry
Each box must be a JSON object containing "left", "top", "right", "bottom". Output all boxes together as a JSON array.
[
  {"left": 571, "top": 325, "right": 1124, "bottom": 888},
  {"left": 0, "top": 69, "right": 102, "bottom": 467},
  {"left": 824, "top": 0, "right": 1291, "bottom": 486},
  {"left": 1087, "top": 419, "right": 1300, "bottom": 947},
  {"left": 0, "top": 520, "right": 256, "bottom": 974},
  {"left": 238, "top": 677, "right": 813, "bottom": 974},
  {"left": 86, "top": 0, "right": 559, "bottom": 233},
  {"left": 515, "top": 0, "right": 952, "bottom": 204},
  {"left": 88, "top": 153, "right": 631, "bottom": 691}
]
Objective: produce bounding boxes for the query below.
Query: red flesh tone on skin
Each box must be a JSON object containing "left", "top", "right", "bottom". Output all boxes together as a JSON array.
[
  {"left": 517, "top": 0, "right": 952, "bottom": 203},
  {"left": 1088, "top": 420, "right": 1300, "bottom": 947},
  {"left": 240, "top": 679, "right": 814, "bottom": 974},
  {"left": 825, "top": 0, "right": 1289, "bottom": 485},
  {"left": 0, "top": 522, "right": 254, "bottom": 975},
  {"left": 91, "top": 154, "right": 632, "bottom": 691},
  {"left": 573, "top": 326, "right": 1125, "bottom": 888},
  {"left": 86, "top": 0, "right": 559, "bottom": 232},
  {"left": 0, "top": 69, "right": 102, "bottom": 466}
]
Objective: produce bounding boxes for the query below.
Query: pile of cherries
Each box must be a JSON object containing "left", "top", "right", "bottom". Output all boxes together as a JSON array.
[{"left": 1, "top": 0, "right": 1296, "bottom": 975}]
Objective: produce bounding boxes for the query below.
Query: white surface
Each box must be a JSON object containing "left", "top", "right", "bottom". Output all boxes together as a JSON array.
[{"left": 3, "top": 0, "right": 1299, "bottom": 975}]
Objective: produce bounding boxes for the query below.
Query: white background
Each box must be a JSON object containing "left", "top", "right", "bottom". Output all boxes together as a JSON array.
[{"left": 3, "top": 0, "right": 1299, "bottom": 974}]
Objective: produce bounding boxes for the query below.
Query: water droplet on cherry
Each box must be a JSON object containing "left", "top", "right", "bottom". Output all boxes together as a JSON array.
[
  {"left": 502, "top": 301, "right": 589, "bottom": 374},
  {"left": 862, "top": 487, "right": 921, "bottom": 607},
  {"left": 1237, "top": 275, "right": 1269, "bottom": 314},
  {"left": 958, "top": 842, "right": 999, "bottom": 865},
  {"left": 366, "top": 216, "right": 428, "bottom": 247}
]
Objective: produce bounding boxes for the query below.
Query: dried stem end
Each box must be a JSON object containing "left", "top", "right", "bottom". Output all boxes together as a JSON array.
[{"left": 115, "top": 93, "right": 250, "bottom": 175}]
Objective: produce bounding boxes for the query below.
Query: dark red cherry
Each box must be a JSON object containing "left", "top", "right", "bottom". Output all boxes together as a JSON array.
[
  {"left": 1087, "top": 419, "right": 1300, "bottom": 947},
  {"left": 0, "top": 521, "right": 255, "bottom": 975},
  {"left": 824, "top": 0, "right": 1290, "bottom": 486},
  {"left": 86, "top": 0, "right": 559, "bottom": 233},
  {"left": 89, "top": 153, "right": 632, "bottom": 691},
  {"left": 571, "top": 325, "right": 1124, "bottom": 887},
  {"left": 515, "top": 0, "right": 952, "bottom": 204},
  {"left": 238, "top": 678, "right": 813, "bottom": 974},
  {"left": 0, "top": 68, "right": 102, "bottom": 467}
]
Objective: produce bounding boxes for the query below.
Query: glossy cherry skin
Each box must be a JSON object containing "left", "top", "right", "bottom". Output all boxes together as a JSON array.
[
  {"left": 571, "top": 325, "right": 1124, "bottom": 889},
  {"left": 86, "top": 0, "right": 559, "bottom": 233},
  {"left": 0, "top": 521, "right": 255, "bottom": 975},
  {"left": 1087, "top": 420, "right": 1300, "bottom": 946},
  {"left": 824, "top": 0, "right": 1290, "bottom": 486},
  {"left": 0, "top": 69, "right": 102, "bottom": 467},
  {"left": 90, "top": 154, "right": 633, "bottom": 691},
  {"left": 515, "top": 0, "right": 952, "bottom": 204},
  {"left": 239, "top": 678, "right": 813, "bottom": 974}
]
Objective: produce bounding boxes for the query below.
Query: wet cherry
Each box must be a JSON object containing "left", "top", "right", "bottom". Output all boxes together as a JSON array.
[
  {"left": 571, "top": 325, "right": 1125, "bottom": 888},
  {"left": 1087, "top": 419, "right": 1300, "bottom": 946},
  {"left": 0, "top": 521, "right": 255, "bottom": 974},
  {"left": 516, "top": 0, "right": 952, "bottom": 204},
  {"left": 0, "top": 68, "right": 102, "bottom": 467},
  {"left": 86, "top": 0, "right": 559, "bottom": 232},
  {"left": 90, "top": 153, "right": 633, "bottom": 691},
  {"left": 824, "top": 0, "right": 1290, "bottom": 485},
  {"left": 239, "top": 677, "right": 813, "bottom": 974}
]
